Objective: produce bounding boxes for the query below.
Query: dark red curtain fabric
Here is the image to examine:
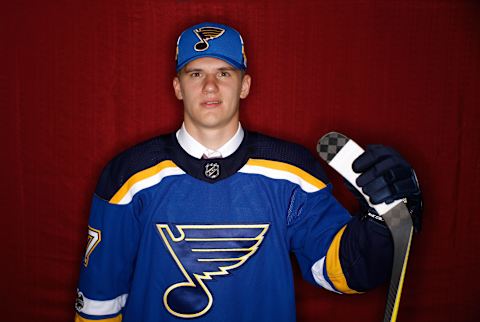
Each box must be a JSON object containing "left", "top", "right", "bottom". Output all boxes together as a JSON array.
[{"left": 2, "top": 1, "right": 479, "bottom": 321}]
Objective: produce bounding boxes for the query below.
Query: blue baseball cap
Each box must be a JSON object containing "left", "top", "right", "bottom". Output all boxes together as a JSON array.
[{"left": 175, "top": 22, "right": 247, "bottom": 72}]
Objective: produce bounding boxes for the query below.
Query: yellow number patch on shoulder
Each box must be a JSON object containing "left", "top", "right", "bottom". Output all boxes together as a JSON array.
[
  {"left": 84, "top": 226, "right": 101, "bottom": 267},
  {"left": 156, "top": 224, "right": 269, "bottom": 318}
]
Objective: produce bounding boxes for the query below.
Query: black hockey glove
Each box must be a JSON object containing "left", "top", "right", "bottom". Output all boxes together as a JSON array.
[{"left": 346, "top": 144, "right": 423, "bottom": 232}]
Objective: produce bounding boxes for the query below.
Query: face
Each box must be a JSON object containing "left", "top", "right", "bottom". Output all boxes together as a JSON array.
[{"left": 173, "top": 57, "right": 251, "bottom": 133}]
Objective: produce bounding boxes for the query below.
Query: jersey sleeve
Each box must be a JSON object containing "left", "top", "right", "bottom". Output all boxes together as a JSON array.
[
  {"left": 286, "top": 151, "right": 394, "bottom": 294},
  {"left": 74, "top": 136, "right": 175, "bottom": 321},
  {"left": 75, "top": 193, "right": 141, "bottom": 321},
  {"left": 75, "top": 151, "right": 146, "bottom": 321},
  {"left": 287, "top": 184, "right": 352, "bottom": 292}
]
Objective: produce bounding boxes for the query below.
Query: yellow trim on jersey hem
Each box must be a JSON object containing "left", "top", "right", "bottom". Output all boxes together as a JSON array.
[
  {"left": 110, "top": 160, "right": 178, "bottom": 204},
  {"left": 75, "top": 313, "right": 122, "bottom": 322},
  {"left": 326, "top": 225, "right": 362, "bottom": 294},
  {"left": 246, "top": 159, "right": 327, "bottom": 190}
]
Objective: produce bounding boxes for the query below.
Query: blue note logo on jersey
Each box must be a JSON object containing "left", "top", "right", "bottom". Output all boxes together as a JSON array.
[{"left": 156, "top": 224, "right": 270, "bottom": 318}]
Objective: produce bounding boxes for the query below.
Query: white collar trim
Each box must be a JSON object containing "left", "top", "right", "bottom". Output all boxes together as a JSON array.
[{"left": 176, "top": 123, "right": 244, "bottom": 159}]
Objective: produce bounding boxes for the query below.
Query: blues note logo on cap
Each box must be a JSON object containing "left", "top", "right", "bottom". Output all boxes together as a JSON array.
[
  {"left": 176, "top": 22, "right": 247, "bottom": 72},
  {"left": 193, "top": 27, "right": 225, "bottom": 51}
]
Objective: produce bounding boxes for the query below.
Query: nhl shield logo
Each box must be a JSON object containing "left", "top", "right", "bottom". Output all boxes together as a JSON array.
[
  {"left": 204, "top": 162, "right": 220, "bottom": 179},
  {"left": 193, "top": 27, "right": 225, "bottom": 51},
  {"left": 75, "top": 291, "right": 84, "bottom": 311}
]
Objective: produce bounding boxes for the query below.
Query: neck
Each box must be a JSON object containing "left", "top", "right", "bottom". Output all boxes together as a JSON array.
[{"left": 184, "top": 122, "right": 239, "bottom": 150}]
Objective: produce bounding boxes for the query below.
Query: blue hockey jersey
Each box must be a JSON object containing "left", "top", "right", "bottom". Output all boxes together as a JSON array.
[{"left": 75, "top": 131, "right": 393, "bottom": 322}]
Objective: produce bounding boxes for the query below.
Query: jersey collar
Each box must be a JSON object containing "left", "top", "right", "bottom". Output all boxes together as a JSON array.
[{"left": 176, "top": 123, "right": 245, "bottom": 159}]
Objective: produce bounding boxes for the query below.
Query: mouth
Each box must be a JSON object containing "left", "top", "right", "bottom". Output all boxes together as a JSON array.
[{"left": 202, "top": 100, "right": 222, "bottom": 108}]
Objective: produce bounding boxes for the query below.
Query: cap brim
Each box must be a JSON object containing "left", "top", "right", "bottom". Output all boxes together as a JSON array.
[{"left": 176, "top": 53, "right": 245, "bottom": 72}]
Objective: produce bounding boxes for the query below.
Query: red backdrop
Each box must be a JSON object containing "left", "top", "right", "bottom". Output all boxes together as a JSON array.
[{"left": 2, "top": 1, "right": 479, "bottom": 321}]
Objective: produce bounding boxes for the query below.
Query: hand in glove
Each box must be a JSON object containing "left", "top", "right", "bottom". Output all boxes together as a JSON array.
[{"left": 348, "top": 144, "right": 423, "bottom": 232}]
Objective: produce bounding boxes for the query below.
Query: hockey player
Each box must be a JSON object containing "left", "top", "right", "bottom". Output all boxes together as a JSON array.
[{"left": 74, "top": 22, "right": 422, "bottom": 322}]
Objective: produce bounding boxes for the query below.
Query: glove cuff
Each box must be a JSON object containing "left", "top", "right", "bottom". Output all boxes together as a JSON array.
[{"left": 362, "top": 209, "right": 388, "bottom": 229}]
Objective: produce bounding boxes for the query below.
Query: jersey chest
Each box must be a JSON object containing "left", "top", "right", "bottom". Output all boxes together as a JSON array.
[
  {"left": 125, "top": 173, "right": 296, "bottom": 321},
  {"left": 140, "top": 172, "right": 292, "bottom": 225}
]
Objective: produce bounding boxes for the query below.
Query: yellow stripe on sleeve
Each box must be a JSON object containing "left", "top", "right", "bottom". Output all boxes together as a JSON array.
[
  {"left": 110, "top": 160, "right": 178, "bottom": 204},
  {"left": 325, "top": 225, "right": 362, "bottom": 294},
  {"left": 75, "top": 313, "right": 122, "bottom": 322},
  {"left": 246, "top": 159, "right": 327, "bottom": 190}
]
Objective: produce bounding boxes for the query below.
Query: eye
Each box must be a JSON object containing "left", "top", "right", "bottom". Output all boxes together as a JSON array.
[
  {"left": 190, "top": 72, "right": 201, "bottom": 78},
  {"left": 219, "top": 71, "right": 230, "bottom": 77}
]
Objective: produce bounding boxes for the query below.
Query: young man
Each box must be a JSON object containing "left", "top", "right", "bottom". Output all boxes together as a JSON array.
[{"left": 74, "top": 22, "right": 422, "bottom": 322}]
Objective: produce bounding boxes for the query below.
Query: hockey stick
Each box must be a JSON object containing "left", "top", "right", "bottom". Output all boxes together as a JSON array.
[{"left": 317, "top": 132, "right": 414, "bottom": 322}]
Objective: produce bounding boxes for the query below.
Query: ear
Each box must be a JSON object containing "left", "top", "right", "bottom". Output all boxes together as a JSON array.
[
  {"left": 240, "top": 74, "right": 251, "bottom": 99},
  {"left": 173, "top": 76, "right": 183, "bottom": 100}
]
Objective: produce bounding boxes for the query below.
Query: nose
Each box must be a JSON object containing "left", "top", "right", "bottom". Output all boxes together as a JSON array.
[{"left": 202, "top": 74, "right": 219, "bottom": 94}]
